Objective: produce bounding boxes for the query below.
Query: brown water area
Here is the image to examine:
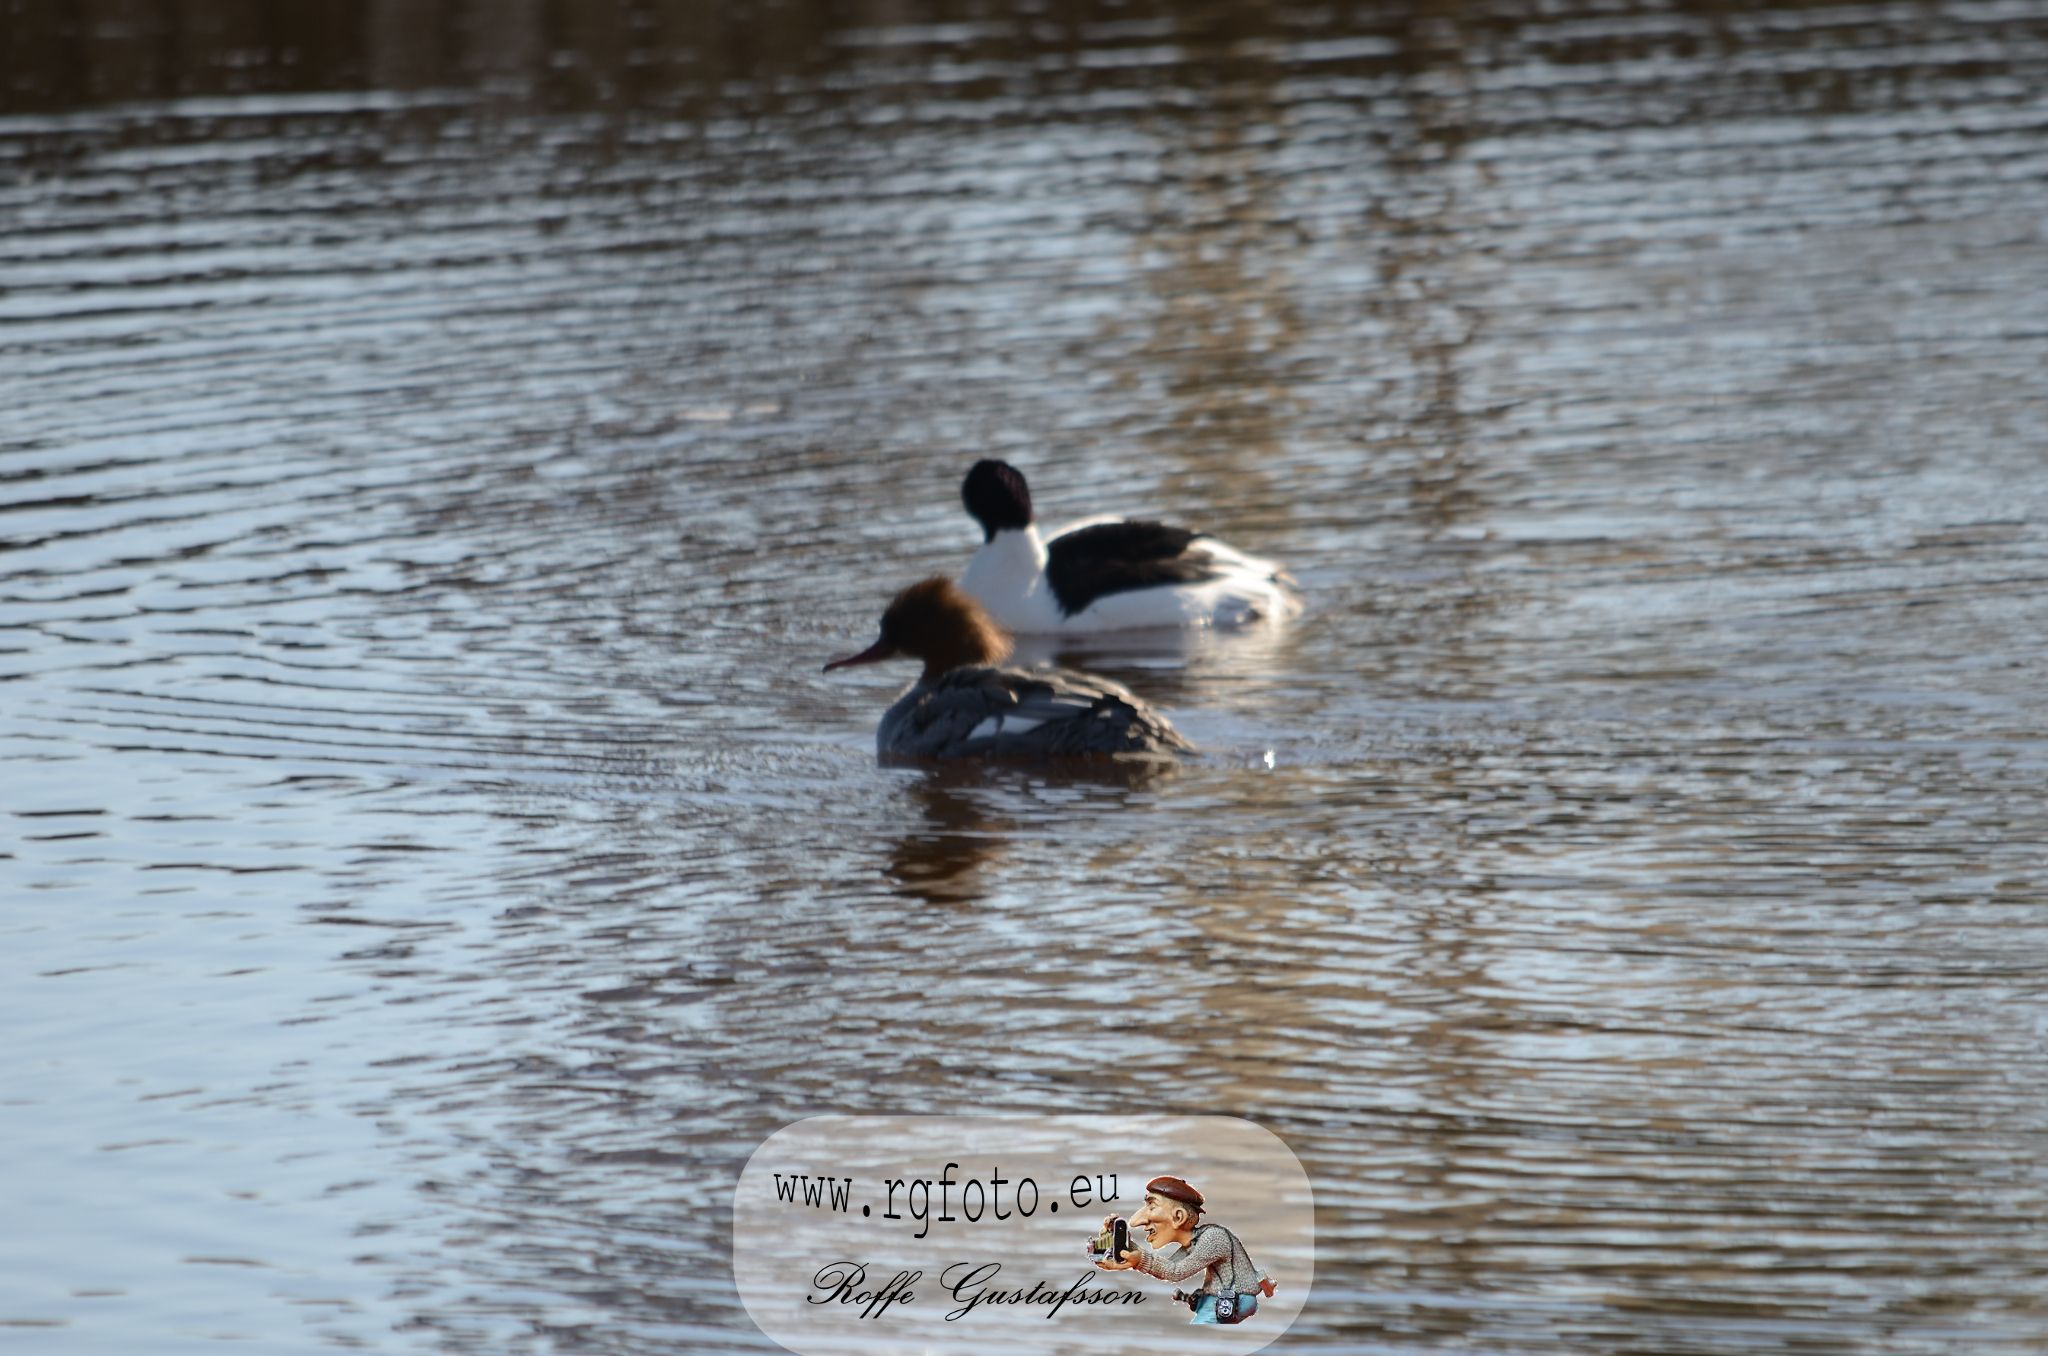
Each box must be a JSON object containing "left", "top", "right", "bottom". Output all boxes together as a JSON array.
[{"left": 5, "top": 1, "right": 2048, "bottom": 1352}]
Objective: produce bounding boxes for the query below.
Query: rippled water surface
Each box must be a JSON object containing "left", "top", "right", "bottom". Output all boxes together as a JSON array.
[{"left": 6, "top": 2, "right": 2048, "bottom": 1352}]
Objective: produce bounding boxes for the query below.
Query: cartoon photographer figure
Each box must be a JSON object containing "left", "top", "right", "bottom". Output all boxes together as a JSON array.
[{"left": 1094, "top": 1175, "right": 1276, "bottom": 1325}]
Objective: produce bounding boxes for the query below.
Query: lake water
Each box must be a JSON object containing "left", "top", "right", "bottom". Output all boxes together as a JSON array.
[{"left": 5, "top": 2, "right": 2048, "bottom": 1352}]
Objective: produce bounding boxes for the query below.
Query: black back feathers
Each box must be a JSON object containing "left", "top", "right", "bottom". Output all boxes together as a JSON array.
[{"left": 1044, "top": 520, "right": 1219, "bottom": 617}]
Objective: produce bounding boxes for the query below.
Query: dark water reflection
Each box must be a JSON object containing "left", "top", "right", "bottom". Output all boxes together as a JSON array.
[{"left": 6, "top": 1, "right": 2048, "bottom": 1352}]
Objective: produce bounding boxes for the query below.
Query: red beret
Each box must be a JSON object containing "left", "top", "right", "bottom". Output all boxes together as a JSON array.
[{"left": 1145, "top": 1176, "right": 1204, "bottom": 1211}]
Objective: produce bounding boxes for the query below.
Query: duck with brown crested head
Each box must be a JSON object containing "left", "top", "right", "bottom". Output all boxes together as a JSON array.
[{"left": 825, "top": 577, "right": 1194, "bottom": 761}]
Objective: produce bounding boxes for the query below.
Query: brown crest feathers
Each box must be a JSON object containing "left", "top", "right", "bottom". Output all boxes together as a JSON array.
[{"left": 881, "top": 577, "right": 1014, "bottom": 682}]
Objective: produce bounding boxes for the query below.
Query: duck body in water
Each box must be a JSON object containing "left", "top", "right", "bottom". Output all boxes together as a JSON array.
[
  {"left": 957, "top": 459, "right": 1300, "bottom": 634},
  {"left": 825, "top": 577, "right": 1193, "bottom": 761}
]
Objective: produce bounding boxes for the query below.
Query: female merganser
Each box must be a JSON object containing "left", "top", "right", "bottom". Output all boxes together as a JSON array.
[
  {"left": 824, "top": 577, "right": 1193, "bottom": 760},
  {"left": 957, "top": 459, "right": 1301, "bottom": 634}
]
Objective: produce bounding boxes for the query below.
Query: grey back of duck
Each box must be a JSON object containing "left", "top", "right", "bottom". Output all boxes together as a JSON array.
[{"left": 878, "top": 666, "right": 1192, "bottom": 760}]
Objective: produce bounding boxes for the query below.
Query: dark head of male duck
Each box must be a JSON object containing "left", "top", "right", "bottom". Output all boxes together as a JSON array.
[{"left": 961, "top": 459, "right": 1034, "bottom": 540}]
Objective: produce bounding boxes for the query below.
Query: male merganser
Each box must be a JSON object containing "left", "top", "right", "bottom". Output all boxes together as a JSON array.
[
  {"left": 824, "top": 577, "right": 1193, "bottom": 760},
  {"left": 957, "top": 459, "right": 1301, "bottom": 634}
]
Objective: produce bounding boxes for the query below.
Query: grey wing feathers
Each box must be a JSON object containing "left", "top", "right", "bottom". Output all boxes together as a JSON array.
[
  {"left": 884, "top": 667, "right": 1190, "bottom": 759},
  {"left": 1008, "top": 670, "right": 1190, "bottom": 757},
  {"left": 882, "top": 670, "right": 1022, "bottom": 758}
]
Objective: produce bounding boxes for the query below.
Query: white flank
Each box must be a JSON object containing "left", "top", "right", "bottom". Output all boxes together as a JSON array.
[{"left": 967, "top": 714, "right": 1046, "bottom": 742}]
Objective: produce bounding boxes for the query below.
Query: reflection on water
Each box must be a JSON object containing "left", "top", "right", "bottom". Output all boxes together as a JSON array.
[{"left": 6, "top": 1, "right": 2048, "bottom": 1352}]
